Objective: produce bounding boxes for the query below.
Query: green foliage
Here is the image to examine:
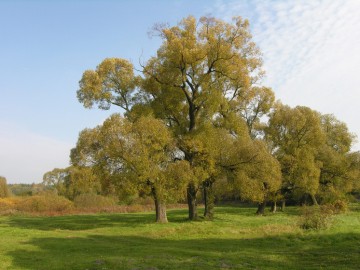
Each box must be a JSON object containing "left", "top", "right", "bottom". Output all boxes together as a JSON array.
[
  {"left": 71, "top": 114, "right": 192, "bottom": 222},
  {"left": 238, "top": 86, "right": 275, "bottom": 137},
  {"left": 75, "top": 16, "right": 282, "bottom": 219},
  {"left": 232, "top": 141, "right": 282, "bottom": 203},
  {"left": 73, "top": 193, "right": 118, "bottom": 209},
  {"left": 43, "top": 167, "right": 101, "bottom": 200},
  {"left": 265, "top": 105, "right": 325, "bottom": 201},
  {"left": 77, "top": 58, "right": 139, "bottom": 112},
  {"left": 264, "top": 104, "right": 359, "bottom": 205},
  {"left": 0, "top": 176, "right": 10, "bottom": 198},
  {"left": 316, "top": 115, "right": 359, "bottom": 199},
  {"left": 73, "top": 15, "right": 359, "bottom": 218},
  {"left": 8, "top": 184, "right": 34, "bottom": 196}
]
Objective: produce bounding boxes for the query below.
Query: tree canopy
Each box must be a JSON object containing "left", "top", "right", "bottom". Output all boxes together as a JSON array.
[{"left": 43, "top": 15, "right": 359, "bottom": 222}]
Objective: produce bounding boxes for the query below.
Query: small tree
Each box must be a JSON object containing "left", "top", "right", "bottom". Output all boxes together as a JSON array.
[
  {"left": 43, "top": 167, "right": 101, "bottom": 199},
  {"left": 0, "top": 176, "right": 10, "bottom": 198}
]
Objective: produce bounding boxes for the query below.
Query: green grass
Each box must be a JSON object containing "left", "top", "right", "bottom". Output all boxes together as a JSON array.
[{"left": 0, "top": 205, "right": 359, "bottom": 269}]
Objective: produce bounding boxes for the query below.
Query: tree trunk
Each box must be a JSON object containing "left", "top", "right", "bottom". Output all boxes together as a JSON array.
[
  {"left": 310, "top": 193, "right": 318, "bottom": 206},
  {"left": 187, "top": 183, "right": 198, "bottom": 220},
  {"left": 203, "top": 179, "right": 215, "bottom": 220},
  {"left": 280, "top": 200, "right": 286, "bottom": 212},
  {"left": 152, "top": 187, "right": 168, "bottom": 223},
  {"left": 270, "top": 201, "right": 277, "bottom": 213},
  {"left": 256, "top": 201, "right": 267, "bottom": 215},
  {"left": 155, "top": 199, "right": 168, "bottom": 223}
]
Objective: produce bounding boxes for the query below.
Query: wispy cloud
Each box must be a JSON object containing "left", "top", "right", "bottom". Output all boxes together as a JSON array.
[
  {"left": 0, "top": 122, "right": 72, "bottom": 183},
  {"left": 211, "top": 0, "right": 360, "bottom": 149}
]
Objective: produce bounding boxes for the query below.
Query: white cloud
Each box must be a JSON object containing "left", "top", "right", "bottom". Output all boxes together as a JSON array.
[
  {"left": 211, "top": 0, "right": 360, "bottom": 150},
  {"left": 0, "top": 122, "right": 72, "bottom": 184}
]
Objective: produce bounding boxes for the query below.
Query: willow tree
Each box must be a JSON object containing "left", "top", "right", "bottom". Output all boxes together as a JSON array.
[
  {"left": 77, "top": 16, "right": 271, "bottom": 220},
  {"left": 141, "top": 16, "right": 266, "bottom": 219},
  {"left": 317, "top": 114, "right": 357, "bottom": 202},
  {"left": 265, "top": 104, "right": 325, "bottom": 205},
  {"left": 232, "top": 141, "right": 281, "bottom": 215},
  {"left": 71, "top": 114, "right": 189, "bottom": 223},
  {"left": 43, "top": 166, "right": 101, "bottom": 199}
]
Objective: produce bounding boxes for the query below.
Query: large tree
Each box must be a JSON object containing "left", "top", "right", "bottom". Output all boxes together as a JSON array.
[{"left": 77, "top": 16, "right": 278, "bottom": 220}]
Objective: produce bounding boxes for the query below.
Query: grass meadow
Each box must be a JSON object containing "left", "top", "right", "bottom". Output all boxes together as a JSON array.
[{"left": 0, "top": 205, "right": 359, "bottom": 270}]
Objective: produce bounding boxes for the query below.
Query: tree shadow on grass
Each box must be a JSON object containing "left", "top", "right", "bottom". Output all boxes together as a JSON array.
[
  {"left": 5, "top": 206, "right": 301, "bottom": 231},
  {"left": 6, "top": 208, "right": 204, "bottom": 231},
  {"left": 6, "top": 212, "right": 156, "bottom": 231},
  {"left": 7, "top": 232, "right": 360, "bottom": 270},
  {"left": 214, "top": 205, "right": 301, "bottom": 217}
]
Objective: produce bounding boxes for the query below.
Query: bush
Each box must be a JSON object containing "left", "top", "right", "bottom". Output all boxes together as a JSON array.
[
  {"left": 330, "top": 199, "right": 348, "bottom": 214},
  {"left": 74, "top": 193, "right": 118, "bottom": 209},
  {"left": 16, "top": 195, "right": 73, "bottom": 213},
  {"left": 118, "top": 194, "right": 154, "bottom": 206},
  {"left": 298, "top": 205, "right": 333, "bottom": 230},
  {"left": 0, "top": 197, "right": 20, "bottom": 213}
]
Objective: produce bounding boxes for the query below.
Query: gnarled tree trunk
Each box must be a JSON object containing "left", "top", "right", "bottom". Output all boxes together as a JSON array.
[
  {"left": 256, "top": 201, "right": 267, "bottom": 215},
  {"left": 187, "top": 183, "right": 198, "bottom": 220},
  {"left": 152, "top": 187, "right": 168, "bottom": 223},
  {"left": 203, "top": 179, "right": 215, "bottom": 219}
]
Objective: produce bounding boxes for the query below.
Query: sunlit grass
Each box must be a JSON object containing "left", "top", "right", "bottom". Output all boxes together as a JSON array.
[{"left": 0, "top": 205, "right": 359, "bottom": 269}]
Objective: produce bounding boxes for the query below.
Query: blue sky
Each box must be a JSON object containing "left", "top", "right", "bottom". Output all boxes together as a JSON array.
[{"left": 1, "top": 0, "right": 360, "bottom": 183}]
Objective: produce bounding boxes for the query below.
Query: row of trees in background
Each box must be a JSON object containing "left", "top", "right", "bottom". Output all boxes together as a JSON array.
[{"left": 43, "top": 16, "right": 360, "bottom": 222}]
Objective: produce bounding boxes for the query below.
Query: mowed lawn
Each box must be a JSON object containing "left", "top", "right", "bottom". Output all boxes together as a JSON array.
[{"left": 0, "top": 206, "right": 359, "bottom": 270}]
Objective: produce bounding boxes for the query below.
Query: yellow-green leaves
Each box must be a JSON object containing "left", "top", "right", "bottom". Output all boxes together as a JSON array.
[
  {"left": 236, "top": 86, "right": 275, "bottom": 137},
  {"left": 72, "top": 114, "right": 191, "bottom": 204},
  {"left": 78, "top": 58, "right": 138, "bottom": 112},
  {"left": 42, "top": 167, "right": 101, "bottom": 199},
  {"left": 230, "top": 140, "right": 281, "bottom": 204},
  {"left": 266, "top": 105, "right": 325, "bottom": 155},
  {"left": 142, "top": 16, "right": 263, "bottom": 133}
]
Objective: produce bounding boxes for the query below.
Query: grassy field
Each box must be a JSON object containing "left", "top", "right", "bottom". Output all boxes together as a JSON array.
[{"left": 0, "top": 205, "right": 359, "bottom": 270}]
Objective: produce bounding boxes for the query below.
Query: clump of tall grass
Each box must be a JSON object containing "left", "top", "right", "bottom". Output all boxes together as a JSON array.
[{"left": 298, "top": 205, "right": 333, "bottom": 230}]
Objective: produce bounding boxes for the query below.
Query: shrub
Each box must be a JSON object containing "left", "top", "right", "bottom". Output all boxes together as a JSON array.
[
  {"left": 0, "top": 197, "right": 20, "bottom": 213},
  {"left": 330, "top": 199, "right": 348, "bottom": 214},
  {"left": 16, "top": 195, "right": 73, "bottom": 213},
  {"left": 118, "top": 194, "right": 154, "bottom": 206},
  {"left": 74, "top": 193, "right": 118, "bottom": 209},
  {"left": 298, "top": 205, "right": 333, "bottom": 230}
]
